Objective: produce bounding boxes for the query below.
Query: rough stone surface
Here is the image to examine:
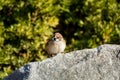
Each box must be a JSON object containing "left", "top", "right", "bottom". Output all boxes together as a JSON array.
[{"left": 4, "top": 44, "right": 120, "bottom": 80}]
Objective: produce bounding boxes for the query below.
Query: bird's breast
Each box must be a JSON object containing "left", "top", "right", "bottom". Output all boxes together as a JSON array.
[{"left": 46, "top": 41, "right": 65, "bottom": 55}]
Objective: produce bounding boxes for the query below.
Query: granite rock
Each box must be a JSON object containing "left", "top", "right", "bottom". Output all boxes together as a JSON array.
[{"left": 4, "top": 44, "right": 120, "bottom": 80}]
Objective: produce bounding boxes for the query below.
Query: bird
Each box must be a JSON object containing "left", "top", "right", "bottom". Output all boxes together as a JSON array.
[{"left": 45, "top": 32, "right": 66, "bottom": 57}]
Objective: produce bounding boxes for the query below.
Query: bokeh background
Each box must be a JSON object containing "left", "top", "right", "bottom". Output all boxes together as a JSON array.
[{"left": 0, "top": 0, "right": 120, "bottom": 79}]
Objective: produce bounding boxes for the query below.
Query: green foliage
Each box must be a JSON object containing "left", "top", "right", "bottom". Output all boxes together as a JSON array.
[{"left": 0, "top": 0, "right": 120, "bottom": 79}]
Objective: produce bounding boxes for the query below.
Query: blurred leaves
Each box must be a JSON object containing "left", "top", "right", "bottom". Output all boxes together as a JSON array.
[{"left": 0, "top": 0, "right": 120, "bottom": 79}]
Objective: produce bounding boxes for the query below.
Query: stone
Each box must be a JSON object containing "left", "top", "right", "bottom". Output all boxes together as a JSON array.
[{"left": 3, "top": 44, "right": 120, "bottom": 80}]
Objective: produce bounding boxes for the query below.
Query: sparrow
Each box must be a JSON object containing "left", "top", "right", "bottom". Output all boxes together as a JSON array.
[{"left": 45, "top": 32, "right": 66, "bottom": 57}]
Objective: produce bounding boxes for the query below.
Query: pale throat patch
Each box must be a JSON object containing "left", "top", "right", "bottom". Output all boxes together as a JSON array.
[{"left": 55, "top": 38, "right": 59, "bottom": 41}]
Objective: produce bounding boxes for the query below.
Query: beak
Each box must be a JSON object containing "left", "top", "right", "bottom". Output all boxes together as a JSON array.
[
  {"left": 52, "top": 37, "right": 57, "bottom": 41},
  {"left": 52, "top": 37, "right": 59, "bottom": 41}
]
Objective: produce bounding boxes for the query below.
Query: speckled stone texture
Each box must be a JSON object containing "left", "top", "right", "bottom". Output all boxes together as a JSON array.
[{"left": 4, "top": 44, "right": 120, "bottom": 80}]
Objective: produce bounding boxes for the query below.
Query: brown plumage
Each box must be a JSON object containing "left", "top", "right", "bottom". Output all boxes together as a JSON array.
[{"left": 45, "top": 33, "right": 66, "bottom": 57}]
